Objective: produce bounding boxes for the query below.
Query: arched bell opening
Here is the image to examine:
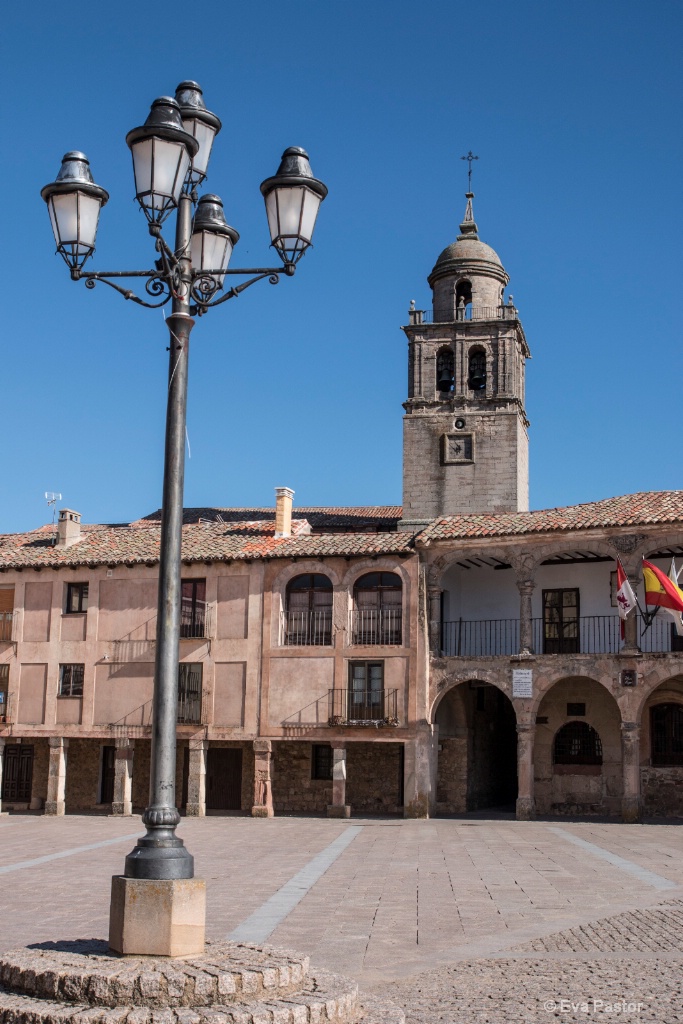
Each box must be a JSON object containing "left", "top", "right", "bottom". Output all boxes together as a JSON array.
[
  {"left": 639, "top": 675, "right": 683, "bottom": 817},
  {"left": 467, "top": 346, "right": 487, "bottom": 391},
  {"left": 455, "top": 279, "right": 472, "bottom": 315},
  {"left": 436, "top": 347, "right": 455, "bottom": 395},
  {"left": 434, "top": 680, "right": 517, "bottom": 815},
  {"left": 534, "top": 676, "right": 621, "bottom": 817}
]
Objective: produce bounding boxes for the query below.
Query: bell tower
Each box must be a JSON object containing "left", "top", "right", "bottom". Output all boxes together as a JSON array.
[{"left": 400, "top": 193, "right": 531, "bottom": 529}]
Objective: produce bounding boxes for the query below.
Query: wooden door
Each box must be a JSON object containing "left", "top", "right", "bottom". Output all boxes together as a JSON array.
[
  {"left": 100, "top": 746, "right": 116, "bottom": 804},
  {"left": 2, "top": 745, "right": 34, "bottom": 802},
  {"left": 206, "top": 747, "right": 242, "bottom": 810}
]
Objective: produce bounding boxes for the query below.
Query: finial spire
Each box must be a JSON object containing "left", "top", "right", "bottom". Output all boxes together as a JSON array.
[
  {"left": 460, "top": 150, "right": 478, "bottom": 191},
  {"left": 458, "top": 152, "right": 479, "bottom": 239}
]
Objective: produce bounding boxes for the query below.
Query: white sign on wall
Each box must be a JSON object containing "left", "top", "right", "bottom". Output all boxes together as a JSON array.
[{"left": 512, "top": 668, "right": 533, "bottom": 698}]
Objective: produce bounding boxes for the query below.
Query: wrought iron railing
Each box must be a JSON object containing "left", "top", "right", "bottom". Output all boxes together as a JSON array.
[
  {"left": 0, "top": 613, "right": 13, "bottom": 643},
  {"left": 328, "top": 688, "right": 399, "bottom": 725},
  {"left": 180, "top": 601, "right": 210, "bottom": 639},
  {"left": 351, "top": 609, "right": 402, "bottom": 646},
  {"left": 410, "top": 305, "right": 518, "bottom": 325},
  {"left": 440, "top": 614, "right": 683, "bottom": 657},
  {"left": 281, "top": 609, "right": 333, "bottom": 646}
]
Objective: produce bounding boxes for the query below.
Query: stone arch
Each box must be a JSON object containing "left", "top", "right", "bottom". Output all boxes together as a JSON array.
[
  {"left": 433, "top": 675, "right": 518, "bottom": 814},
  {"left": 270, "top": 561, "right": 340, "bottom": 648},
  {"left": 636, "top": 674, "right": 683, "bottom": 817},
  {"left": 534, "top": 675, "right": 622, "bottom": 816}
]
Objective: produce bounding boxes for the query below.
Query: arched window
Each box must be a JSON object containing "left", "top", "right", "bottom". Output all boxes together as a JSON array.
[
  {"left": 352, "top": 572, "right": 402, "bottom": 645},
  {"left": 554, "top": 722, "right": 603, "bottom": 765},
  {"left": 468, "top": 347, "right": 486, "bottom": 391},
  {"left": 456, "top": 279, "right": 472, "bottom": 319},
  {"left": 436, "top": 348, "right": 454, "bottom": 394},
  {"left": 651, "top": 703, "right": 683, "bottom": 765},
  {"left": 285, "top": 573, "right": 333, "bottom": 646}
]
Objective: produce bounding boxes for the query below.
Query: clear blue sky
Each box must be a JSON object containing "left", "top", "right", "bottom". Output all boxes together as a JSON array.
[{"left": 4, "top": 0, "right": 681, "bottom": 533}]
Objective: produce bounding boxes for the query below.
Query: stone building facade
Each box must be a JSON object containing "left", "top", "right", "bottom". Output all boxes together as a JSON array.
[{"left": 1, "top": 193, "right": 682, "bottom": 822}]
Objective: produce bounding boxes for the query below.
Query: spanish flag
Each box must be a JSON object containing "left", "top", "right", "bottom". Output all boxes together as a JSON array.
[{"left": 642, "top": 559, "right": 683, "bottom": 613}]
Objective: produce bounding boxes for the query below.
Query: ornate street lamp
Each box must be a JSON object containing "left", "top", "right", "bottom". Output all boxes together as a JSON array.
[{"left": 42, "top": 85, "right": 326, "bottom": 900}]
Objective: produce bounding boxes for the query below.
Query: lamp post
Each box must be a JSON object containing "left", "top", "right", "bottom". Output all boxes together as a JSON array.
[{"left": 42, "top": 83, "right": 327, "bottom": 887}]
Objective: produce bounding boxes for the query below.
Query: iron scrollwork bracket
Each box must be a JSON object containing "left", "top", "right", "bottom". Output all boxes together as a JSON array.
[{"left": 188, "top": 264, "right": 295, "bottom": 316}]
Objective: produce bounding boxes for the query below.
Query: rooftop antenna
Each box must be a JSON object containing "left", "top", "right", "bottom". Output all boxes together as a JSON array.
[
  {"left": 460, "top": 150, "right": 479, "bottom": 192},
  {"left": 45, "top": 492, "right": 62, "bottom": 546}
]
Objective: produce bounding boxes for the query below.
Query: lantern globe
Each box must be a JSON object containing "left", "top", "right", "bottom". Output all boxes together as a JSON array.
[
  {"left": 260, "top": 147, "right": 327, "bottom": 266},
  {"left": 126, "top": 97, "right": 199, "bottom": 225},
  {"left": 175, "top": 81, "right": 222, "bottom": 187},
  {"left": 191, "top": 194, "right": 239, "bottom": 286},
  {"left": 41, "top": 151, "right": 109, "bottom": 271}
]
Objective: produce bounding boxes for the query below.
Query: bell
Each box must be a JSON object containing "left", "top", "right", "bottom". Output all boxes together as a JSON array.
[
  {"left": 469, "top": 372, "right": 486, "bottom": 391},
  {"left": 437, "top": 367, "right": 454, "bottom": 391}
]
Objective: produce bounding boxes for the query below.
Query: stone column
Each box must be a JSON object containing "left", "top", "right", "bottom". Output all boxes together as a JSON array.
[
  {"left": 185, "top": 739, "right": 208, "bottom": 817},
  {"left": 327, "top": 741, "right": 350, "bottom": 818},
  {"left": 621, "top": 721, "right": 641, "bottom": 823},
  {"left": 403, "top": 722, "right": 435, "bottom": 818},
  {"left": 517, "top": 579, "right": 536, "bottom": 655},
  {"left": 45, "top": 737, "right": 68, "bottom": 816},
  {"left": 111, "top": 739, "right": 134, "bottom": 816},
  {"left": 428, "top": 587, "right": 441, "bottom": 655},
  {"left": 252, "top": 739, "right": 274, "bottom": 818},
  {"left": 0, "top": 737, "right": 5, "bottom": 814},
  {"left": 516, "top": 723, "right": 535, "bottom": 820}
]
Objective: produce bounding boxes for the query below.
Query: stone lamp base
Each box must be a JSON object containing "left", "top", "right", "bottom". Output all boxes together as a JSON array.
[
  {"left": 109, "top": 876, "right": 206, "bottom": 956},
  {"left": 0, "top": 939, "right": 404, "bottom": 1024}
]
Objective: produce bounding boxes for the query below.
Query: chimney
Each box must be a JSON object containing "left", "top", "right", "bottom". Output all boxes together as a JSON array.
[
  {"left": 57, "top": 508, "right": 82, "bottom": 547},
  {"left": 274, "top": 487, "right": 294, "bottom": 538}
]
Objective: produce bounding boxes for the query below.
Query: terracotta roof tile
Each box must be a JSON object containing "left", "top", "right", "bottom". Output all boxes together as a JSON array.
[
  {"left": 419, "top": 491, "right": 683, "bottom": 542},
  {"left": 136, "top": 506, "right": 403, "bottom": 528}
]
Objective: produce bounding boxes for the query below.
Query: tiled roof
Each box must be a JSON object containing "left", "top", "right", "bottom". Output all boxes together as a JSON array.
[
  {"left": 0, "top": 521, "right": 415, "bottom": 570},
  {"left": 419, "top": 491, "right": 683, "bottom": 542},
  {"left": 137, "top": 506, "right": 403, "bottom": 528}
]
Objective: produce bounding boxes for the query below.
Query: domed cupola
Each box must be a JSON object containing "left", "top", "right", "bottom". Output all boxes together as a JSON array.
[{"left": 427, "top": 193, "right": 509, "bottom": 321}]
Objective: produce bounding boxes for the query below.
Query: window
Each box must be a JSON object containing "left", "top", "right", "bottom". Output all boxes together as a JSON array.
[
  {"left": 181, "top": 580, "right": 206, "bottom": 638},
  {"left": 651, "top": 704, "right": 683, "bottom": 765},
  {"left": 436, "top": 349, "right": 454, "bottom": 394},
  {"left": 0, "top": 588, "right": 14, "bottom": 642},
  {"left": 456, "top": 279, "right": 472, "bottom": 318},
  {"left": 177, "top": 663, "right": 202, "bottom": 724},
  {"left": 554, "top": 722, "right": 603, "bottom": 765},
  {"left": 352, "top": 572, "right": 402, "bottom": 645},
  {"left": 543, "top": 589, "right": 580, "bottom": 654},
  {"left": 59, "top": 664, "right": 84, "bottom": 697},
  {"left": 468, "top": 347, "right": 486, "bottom": 390},
  {"left": 65, "top": 582, "right": 88, "bottom": 614},
  {"left": 311, "top": 744, "right": 333, "bottom": 780},
  {"left": 0, "top": 664, "right": 8, "bottom": 719},
  {"left": 285, "top": 574, "right": 333, "bottom": 646},
  {"left": 348, "top": 661, "right": 384, "bottom": 720}
]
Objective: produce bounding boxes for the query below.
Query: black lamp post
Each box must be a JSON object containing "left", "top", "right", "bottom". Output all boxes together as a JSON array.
[{"left": 41, "top": 82, "right": 327, "bottom": 881}]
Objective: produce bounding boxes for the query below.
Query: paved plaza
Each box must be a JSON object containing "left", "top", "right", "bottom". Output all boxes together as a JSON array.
[{"left": 1, "top": 814, "right": 682, "bottom": 1021}]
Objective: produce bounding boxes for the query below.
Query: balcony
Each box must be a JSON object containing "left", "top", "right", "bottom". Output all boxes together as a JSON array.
[
  {"left": 409, "top": 305, "right": 518, "bottom": 325},
  {"left": 328, "top": 688, "right": 399, "bottom": 726},
  {"left": 351, "top": 609, "right": 402, "bottom": 646},
  {"left": 177, "top": 664, "right": 202, "bottom": 724},
  {"left": 0, "top": 613, "right": 12, "bottom": 643},
  {"left": 440, "top": 615, "right": 683, "bottom": 657},
  {"left": 180, "top": 601, "right": 211, "bottom": 639},
  {"left": 281, "top": 609, "right": 333, "bottom": 646}
]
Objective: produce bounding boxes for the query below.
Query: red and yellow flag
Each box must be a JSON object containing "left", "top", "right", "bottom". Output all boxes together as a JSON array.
[{"left": 642, "top": 559, "right": 683, "bottom": 613}]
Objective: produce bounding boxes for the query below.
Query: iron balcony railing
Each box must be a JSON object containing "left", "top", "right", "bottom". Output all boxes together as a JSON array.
[
  {"left": 440, "top": 614, "right": 683, "bottom": 657},
  {"left": 410, "top": 305, "right": 518, "bottom": 325},
  {"left": 180, "top": 600, "right": 209, "bottom": 639},
  {"left": 0, "top": 613, "right": 12, "bottom": 643},
  {"left": 351, "top": 609, "right": 402, "bottom": 646},
  {"left": 328, "top": 688, "right": 399, "bottom": 725},
  {"left": 281, "top": 609, "right": 333, "bottom": 646}
]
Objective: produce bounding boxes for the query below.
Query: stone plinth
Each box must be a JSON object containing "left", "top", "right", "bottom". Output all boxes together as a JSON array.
[
  {"left": 109, "top": 876, "right": 206, "bottom": 957},
  {"left": 0, "top": 940, "right": 403, "bottom": 1024},
  {"left": 327, "top": 804, "right": 351, "bottom": 818}
]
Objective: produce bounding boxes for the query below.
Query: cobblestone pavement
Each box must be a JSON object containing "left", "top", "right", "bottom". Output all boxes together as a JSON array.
[{"left": 1, "top": 815, "right": 682, "bottom": 1021}]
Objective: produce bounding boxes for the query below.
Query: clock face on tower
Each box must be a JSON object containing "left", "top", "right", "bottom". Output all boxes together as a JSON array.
[{"left": 442, "top": 433, "right": 473, "bottom": 464}]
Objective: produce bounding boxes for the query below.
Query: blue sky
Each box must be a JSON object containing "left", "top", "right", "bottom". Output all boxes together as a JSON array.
[{"left": 4, "top": 0, "right": 681, "bottom": 533}]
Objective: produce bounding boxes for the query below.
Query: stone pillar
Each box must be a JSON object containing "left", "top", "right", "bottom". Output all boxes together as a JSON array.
[
  {"left": 516, "top": 723, "right": 535, "bottom": 820},
  {"left": 428, "top": 587, "right": 441, "bottom": 655},
  {"left": 517, "top": 579, "right": 535, "bottom": 654},
  {"left": 45, "top": 737, "right": 68, "bottom": 816},
  {"left": 111, "top": 739, "right": 134, "bottom": 816},
  {"left": 252, "top": 739, "right": 274, "bottom": 817},
  {"left": 327, "top": 741, "right": 350, "bottom": 818},
  {"left": 621, "top": 721, "right": 641, "bottom": 823},
  {"left": 186, "top": 739, "right": 208, "bottom": 817},
  {"left": 404, "top": 722, "right": 436, "bottom": 818},
  {"left": 0, "top": 737, "right": 5, "bottom": 814}
]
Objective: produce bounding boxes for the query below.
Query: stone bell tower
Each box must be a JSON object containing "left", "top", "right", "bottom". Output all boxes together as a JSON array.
[{"left": 400, "top": 193, "right": 531, "bottom": 530}]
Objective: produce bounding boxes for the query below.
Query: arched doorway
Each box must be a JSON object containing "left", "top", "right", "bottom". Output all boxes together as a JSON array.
[
  {"left": 434, "top": 681, "right": 517, "bottom": 814},
  {"left": 640, "top": 675, "right": 683, "bottom": 817},
  {"left": 534, "top": 677, "right": 621, "bottom": 816}
]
